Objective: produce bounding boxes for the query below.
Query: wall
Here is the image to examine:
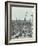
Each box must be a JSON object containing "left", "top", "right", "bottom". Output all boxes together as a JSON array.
[{"left": 0, "top": 0, "right": 38, "bottom": 46}]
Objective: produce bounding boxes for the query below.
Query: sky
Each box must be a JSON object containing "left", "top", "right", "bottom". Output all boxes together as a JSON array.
[{"left": 11, "top": 7, "right": 34, "bottom": 21}]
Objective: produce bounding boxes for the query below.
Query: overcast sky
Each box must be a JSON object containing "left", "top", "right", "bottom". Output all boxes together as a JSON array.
[{"left": 11, "top": 7, "right": 34, "bottom": 21}]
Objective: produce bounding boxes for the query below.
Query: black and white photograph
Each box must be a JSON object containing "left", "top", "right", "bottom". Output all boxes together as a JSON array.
[
  {"left": 11, "top": 7, "right": 33, "bottom": 39},
  {"left": 5, "top": 1, "right": 37, "bottom": 44}
]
